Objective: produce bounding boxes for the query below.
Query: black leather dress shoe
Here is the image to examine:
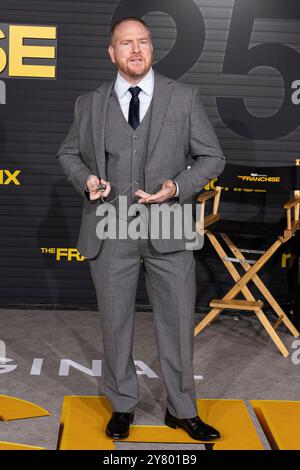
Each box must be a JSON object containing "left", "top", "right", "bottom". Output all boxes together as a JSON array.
[
  {"left": 165, "top": 409, "right": 221, "bottom": 441},
  {"left": 105, "top": 411, "right": 134, "bottom": 439}
]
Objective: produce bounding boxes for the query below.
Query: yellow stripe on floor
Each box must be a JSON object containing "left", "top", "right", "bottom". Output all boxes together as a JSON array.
[
  {"left": 251, "top": 400, "right": 300, "bottom": 450},
  {"left": 0, "top": 395, "right": 50, "bottom": 421},
  {"left": 0, "top": 441, "right": 45, "bottom": 450}
]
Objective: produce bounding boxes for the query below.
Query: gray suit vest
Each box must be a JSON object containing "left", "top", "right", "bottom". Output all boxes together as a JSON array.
[{"left": 105, "top": 90, "right": 152, "bottom": 209}]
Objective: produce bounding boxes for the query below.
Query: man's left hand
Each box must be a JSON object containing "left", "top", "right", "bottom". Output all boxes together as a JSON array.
[{"left": 134, "top": 180, "right": 177, "bottom": 204}]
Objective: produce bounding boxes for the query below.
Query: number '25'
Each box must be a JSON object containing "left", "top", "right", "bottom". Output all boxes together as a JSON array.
[{"left": 217, "top": 0, "right": 300, "bottom": 139}]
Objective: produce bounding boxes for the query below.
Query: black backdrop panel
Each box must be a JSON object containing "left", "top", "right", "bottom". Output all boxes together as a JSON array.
[{"left": 0, "top": 0, "right": 300, "bottom": 308}]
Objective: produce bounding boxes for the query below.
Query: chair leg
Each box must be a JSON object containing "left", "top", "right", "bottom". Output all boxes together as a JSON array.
[
  {"left": 194, "top": 231, "right": 291, "bottom": 356},
  {"left": 194, "top": 231, "right": 263, "bottom": 333},
  {"left": 221, "top": 233, "right": 300, "bottom": 338},
  {"left": 255, "top": 309, "right": 289, "bottom": 357},
  {"left": 195, "top": 230, "right": 266, "bottom": 335},
  {"left": 194, "top": 308, "right": 222, "bottom": 336},
  {"left": 194, "top": 231, "right": 242, "bottom": 337},
  {"left": 251, "top": 278, "right": 299, "bottom": 337}
]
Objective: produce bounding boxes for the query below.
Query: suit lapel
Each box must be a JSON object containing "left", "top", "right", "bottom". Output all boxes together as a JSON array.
[
  {"left": 146, "top": 71, "right": 175, "bottom": 160},
  {"left": 92, "top": 80, "right": 114, "bottom": 181}
]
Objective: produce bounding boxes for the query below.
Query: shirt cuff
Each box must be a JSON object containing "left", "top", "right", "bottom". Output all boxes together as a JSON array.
[{"left": 172, "top": 180, "right": 179, "bottom": 198}]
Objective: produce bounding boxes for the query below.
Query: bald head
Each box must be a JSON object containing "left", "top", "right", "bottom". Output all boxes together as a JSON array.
[{"left": 110, "top": 17, "right": 151, "bottom": 45}]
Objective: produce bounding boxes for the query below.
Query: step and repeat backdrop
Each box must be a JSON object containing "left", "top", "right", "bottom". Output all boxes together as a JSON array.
[{"left": 0, "top": 0, "right": 299, "bottom": 309}]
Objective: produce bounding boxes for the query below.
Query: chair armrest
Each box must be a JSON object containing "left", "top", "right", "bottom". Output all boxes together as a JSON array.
[
  {"left": 197, "top": 190, "right": 218, "bottom": 203},
  {"left": 284, "top": 197, "right": 300, "bottom": 209}
]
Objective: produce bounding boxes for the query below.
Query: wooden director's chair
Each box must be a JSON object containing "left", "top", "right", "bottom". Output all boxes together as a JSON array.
[{"left": 194, "top": 160, "right": 300, "bottom": 357}]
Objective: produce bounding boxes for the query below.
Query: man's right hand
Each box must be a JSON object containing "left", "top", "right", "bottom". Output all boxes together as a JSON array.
[{"left": 86, "top": 175, "right": 111, "bottom": 201}]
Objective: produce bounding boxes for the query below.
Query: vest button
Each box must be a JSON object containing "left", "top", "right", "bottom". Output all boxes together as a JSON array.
[
  {"left": 133, "top": 150, "right": 137, "bottom": 155},
  {"left": 133, "top": 135, "right": 137, "bottom": 140}
]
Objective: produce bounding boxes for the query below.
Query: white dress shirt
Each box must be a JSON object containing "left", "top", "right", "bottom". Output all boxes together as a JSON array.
[{"left": 114, "top": 67, "right": 154, "bottom": 123}]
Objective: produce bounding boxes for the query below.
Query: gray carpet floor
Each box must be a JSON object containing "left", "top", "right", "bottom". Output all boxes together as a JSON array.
[{"left": 1, "top": 308, "right": 299, "bottom": 450}]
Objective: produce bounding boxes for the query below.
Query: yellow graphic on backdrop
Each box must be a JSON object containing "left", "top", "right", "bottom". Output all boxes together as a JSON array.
[
  {"left": 0, "top": 24, "right": 56, "bottom": 78},
  {"left": 0, "top": 169, "right": 21, "bottom": 185},
  {"left": 40, "top": 247, "right": 86, "bottom": 261}
]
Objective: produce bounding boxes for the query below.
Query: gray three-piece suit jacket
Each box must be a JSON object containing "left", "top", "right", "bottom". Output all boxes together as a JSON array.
[{"left": 56, "top": 71, "right": 225, "bottom": 259}]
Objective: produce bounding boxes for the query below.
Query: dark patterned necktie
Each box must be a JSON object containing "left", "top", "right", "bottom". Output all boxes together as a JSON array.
[{"left": 128, "top": 86, "right": 141, "bottom": 130}]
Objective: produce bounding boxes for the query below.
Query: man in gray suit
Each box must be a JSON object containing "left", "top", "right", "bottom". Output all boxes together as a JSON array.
[{"left": 57, "top": 17, "right": 225, "bottom": 441}]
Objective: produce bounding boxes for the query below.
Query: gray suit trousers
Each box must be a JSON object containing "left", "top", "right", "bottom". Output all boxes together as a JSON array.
[{"left": 89, "top": 237, "right": 198, "bottom": 419}]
